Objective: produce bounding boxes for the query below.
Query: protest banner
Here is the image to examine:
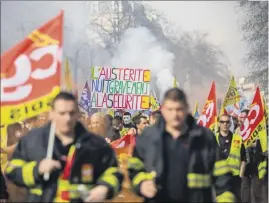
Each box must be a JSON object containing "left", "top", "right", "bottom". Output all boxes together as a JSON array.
[
  {"left": 0, "top": 12, "right": 63, "bottom": 125},
  {"left": 90, "top": 66, "right": 151, "bottom": 110}
]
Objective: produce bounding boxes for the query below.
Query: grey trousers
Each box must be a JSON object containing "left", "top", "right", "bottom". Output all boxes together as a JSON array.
[{"left": 241, "top": 175, "right": 262, "bottom": 203}]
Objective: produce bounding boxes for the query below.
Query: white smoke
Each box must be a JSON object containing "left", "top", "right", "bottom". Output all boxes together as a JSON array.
[{"left": 111, "top": 26, "right": 175, "bottom": 100}]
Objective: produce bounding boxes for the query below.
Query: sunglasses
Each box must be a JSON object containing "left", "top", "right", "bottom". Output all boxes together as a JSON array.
[{"left": 219, "top": 120, "right": 230, "bottom": 124}]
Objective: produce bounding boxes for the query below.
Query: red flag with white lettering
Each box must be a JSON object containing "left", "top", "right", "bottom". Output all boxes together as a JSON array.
[
  {"left": 240, "top": 87, "right": 267, "bottom": 150},
  {"left": 1, "top": 11, "right": 63, "bottom": 125},
  {"left": 197, "top": 81, "right": 217, "bottom": 133}
]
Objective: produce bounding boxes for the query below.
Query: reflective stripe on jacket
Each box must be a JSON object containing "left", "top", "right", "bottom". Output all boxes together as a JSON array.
[
  {"left": 258, "top": 160, "right": 267, "bottom": 179},
  {"left": 216, "top": 133, "right": 242, "bottom": 176},
  {"left": 5, "top": 122, "right": 124, "bottom": 202},
  {"left": 128, "top": 115, "right": 236, "bottom": 202}
]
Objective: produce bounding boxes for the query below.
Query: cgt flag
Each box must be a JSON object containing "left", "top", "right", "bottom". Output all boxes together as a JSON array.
[
  {"left": 240, "top": 87, "right": 267, "bottom": 151},
  {"left": 220, "top": 76, "right": 241, "bottom": 117},
  {"left": 197, "top": 81, "right": 217, "bottom": 133},
  {"left": 0, "top": 11, "right": 63, "bottom": 125}
]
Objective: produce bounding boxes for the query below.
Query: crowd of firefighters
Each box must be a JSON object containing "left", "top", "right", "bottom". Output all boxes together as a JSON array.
[{"left": 0, "top": 88, "right": 268, "bottom": 203}]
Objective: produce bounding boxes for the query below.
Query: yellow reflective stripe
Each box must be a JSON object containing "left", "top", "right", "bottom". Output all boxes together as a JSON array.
[
  {"left": 68, "top": 145, "right": 76, "bottom": 157},
  {"left": 55, "top": 179, "right": 69, "bottom": 201},
  {"left": 5, "top": 165, "right": 15, "bottom": 174},
  {"left": 258, "top": 161, "right": 267, "bottom": 179},
  {"left": 98, "top": 167, "right": 120, "bottom": 195},
  {"left": 99, "top": 174, "right": 119, "bottom": 195},
  {"left": 215, "top": 160, "right": 227, "bottom": 169},
  {"left": 127, "top": 157, "right": 144, "bottom": 170},
  {"left": 6, "top": 159, "right": 26, "bottom": 174},
  {"left": 55, "top": 177, "right": 95, "bottom": 200},
  {"left": 187, "top": 173, "right": 211, "bottom": 188},
  {"left": 69, "top": 184, "right": 94, "bottom": 199},
  {"left": 227, "top": 152, "right": 241, "bottom": 175},
  {"left": 103, "top": 167, "right": 119, "bottom": 175},
  {"left": 22, "top": 161, "right": 37, "bottom": 186},
  {"left": 214, "top": 160, "right": 231, "bottom": 176},
  {"left": 216, "top": 191, "right": 235, "bottom": 202},
  {"left": 30, "top": 188, "right": 42, "bottom": 196},
  {"left": 258, "top": 161, "right": 267, "bottom": 170},
  {"left": 132, "top": 172, "right": 154, "bottom": 187},
  {"left": 229, "top": 154, "right": 241, "bottom": 160},
  {"left": 228, "top": 164, "right": 240, "bottom": 171},
  {"left": 11, "top": 159, "right": 26, "bottom": 166}
]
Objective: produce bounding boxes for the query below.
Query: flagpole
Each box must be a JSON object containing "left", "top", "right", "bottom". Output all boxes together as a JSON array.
[{"left": 44, "top": 121, "right": 56, "bottom": 181}]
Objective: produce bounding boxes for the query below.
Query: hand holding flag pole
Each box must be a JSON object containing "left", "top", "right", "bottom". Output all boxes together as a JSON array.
[{"left": 44, "top": 122, "right": 56, "bottom": 181}]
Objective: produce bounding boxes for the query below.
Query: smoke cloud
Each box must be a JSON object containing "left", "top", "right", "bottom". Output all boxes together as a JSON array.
[{"left": 111, "top": 27, "right": 175, "bottom": 100}]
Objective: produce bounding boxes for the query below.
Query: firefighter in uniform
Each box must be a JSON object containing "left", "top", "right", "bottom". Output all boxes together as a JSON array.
[
  {"left": 5, "top": 92, "right": 123, "bottom": 202},
  {"left": 216, "top": 114, "right": 246, "bottom": 202},
  {"left": 128, "top": 88, "right": 235, "bottom": 202}
]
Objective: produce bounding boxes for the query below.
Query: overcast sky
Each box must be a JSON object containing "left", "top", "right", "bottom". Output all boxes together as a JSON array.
[{"left": 145, "top": 1, "right": 247, "bottom": 78}]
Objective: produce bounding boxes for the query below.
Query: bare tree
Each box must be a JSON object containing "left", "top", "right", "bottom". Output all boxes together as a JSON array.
[
  {"left": 89, "top": 1, "right": 134, "bottom": 55},
  {"left": 88, "top": 1, "right": 230, "bottom": 95},
  {"left": 239, "top": 1, "right": 268, "bottom": 96}
]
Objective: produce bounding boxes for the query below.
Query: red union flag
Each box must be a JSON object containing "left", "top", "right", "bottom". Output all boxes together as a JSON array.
[
  {"left": 110, "top": 134, "right": 136, "bottom": 156},
  {"left": 197, "top": 81, "right": 217, "bottom": 132},
  {"left": 240, "top": 87, "right": 267, "bottom": 150},
  {"left": 1, "top": 11, "right": 63, "bottom": 125}
]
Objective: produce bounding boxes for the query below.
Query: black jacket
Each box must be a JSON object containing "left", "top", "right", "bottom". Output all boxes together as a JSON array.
[
  {"left": 128, "top": 115, "right": 235, "bottom": 202},
  {"left": 0, "top": 169, "right": 8, "bottom": 199},
  {"left": 5, "top": 122, "right": 123, "bottom": 202},
  {"left": 106, "top": 128, "right": 121, "bottom": 142},
  {"left": 256, "top": 139, "right": 268, "bottom": 179}
]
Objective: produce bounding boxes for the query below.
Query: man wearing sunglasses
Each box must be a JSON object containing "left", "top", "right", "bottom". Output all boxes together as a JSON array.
[{"left": 216, "top": 114, "right": 247, "bottom": 202}]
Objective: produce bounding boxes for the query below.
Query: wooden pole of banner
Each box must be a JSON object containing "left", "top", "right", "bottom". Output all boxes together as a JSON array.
[{"left": 44, "top": 122, "right": 56, "bottom": 181}]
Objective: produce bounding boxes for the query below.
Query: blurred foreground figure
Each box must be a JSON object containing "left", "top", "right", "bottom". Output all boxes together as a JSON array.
[
  {"left": 0, "top": 168, "right": 8, "bottom": 202},
  {"left": 5, "top": 92, "right": 123, "bottom": 202},
  {"left": 128, "top": 88, "right": 235, "bottom": 202}
]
